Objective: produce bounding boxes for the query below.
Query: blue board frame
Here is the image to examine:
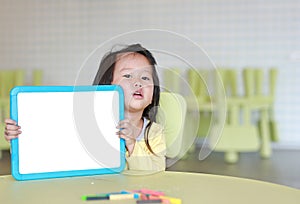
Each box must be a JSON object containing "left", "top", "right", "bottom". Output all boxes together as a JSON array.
[{"left": 10, "top": 85, "right": 125, "bottom": 181}]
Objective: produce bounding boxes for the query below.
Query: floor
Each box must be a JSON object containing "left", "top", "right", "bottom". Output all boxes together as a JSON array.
[
  {"left": 167, "top": 146, "right": 300, "bottom": 189},
  {"left": 1, "top": 146, "right": 300, "bottom": 189}
]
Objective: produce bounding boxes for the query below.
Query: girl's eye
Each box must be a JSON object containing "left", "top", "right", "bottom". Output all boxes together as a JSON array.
[
  {"left": 142, "top": 76, "right": 151, "bottom": 81},
  {"left": 123, "top": 74, "right": 132, "bottom": 78}
]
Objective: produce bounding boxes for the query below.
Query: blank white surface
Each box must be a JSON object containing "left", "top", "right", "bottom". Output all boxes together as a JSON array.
[{"left": 17, "top": 91, "right": 120, "bottom": 174}]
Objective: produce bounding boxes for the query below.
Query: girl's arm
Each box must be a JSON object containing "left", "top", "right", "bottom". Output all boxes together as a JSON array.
[{"left": 116, "top": 119, "right": 141, "bottom": 155}]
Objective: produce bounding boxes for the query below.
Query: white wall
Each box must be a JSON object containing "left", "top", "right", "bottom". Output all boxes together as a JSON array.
[{"left": 1, "top": 0, "right": 299, "bottom": 147}]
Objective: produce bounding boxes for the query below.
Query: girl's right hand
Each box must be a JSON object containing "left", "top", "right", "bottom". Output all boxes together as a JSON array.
[{"left": 4, "top": 119, "right": 21, "bottom": 142}]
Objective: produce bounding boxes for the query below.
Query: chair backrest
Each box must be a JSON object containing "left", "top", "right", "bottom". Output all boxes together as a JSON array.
[
  {"left": 187, "top": 68, "right": 210, "bottom": 102},
  {"left": 243, "top": 68, "right": 278, "bottom": 99},
  {"left": 0, "top": 69, "right": 25, "bottom": 97},
  {"left": 269, "top": 68, "right": 278, "bottom": 98},
  {"left": 217, "top": 68, "right": 238, "bottom": 97},
  {"left": 163, "top": 68, "right": 181, "bottom": 93},
  {"left": 32, "top": 69, "right": 43, "bottom": 85},
  {"left": 156, "top": 92, "right": 187, "bottom": 158}
]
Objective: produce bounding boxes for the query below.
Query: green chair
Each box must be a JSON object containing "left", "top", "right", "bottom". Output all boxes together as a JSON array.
[
  {"left": 243, "top": 68, "right": 278, "bottom": 158},
  {"left": 209, "top": 68, "right": 260, "bottom": 163},
  {"left": 185, "top": 68, "right": 213, "bottom": 138},
  {"left": 157, "top": 92, "right": 187, "bottom": 161}
]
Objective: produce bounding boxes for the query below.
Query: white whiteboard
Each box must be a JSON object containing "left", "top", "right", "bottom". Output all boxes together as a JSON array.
[{"left": 10, "top": 85, "right": 125, "bottom": 180}]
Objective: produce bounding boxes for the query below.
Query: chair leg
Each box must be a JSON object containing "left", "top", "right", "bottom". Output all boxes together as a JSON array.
[
  {"left": 225, "top": 151, "right": 239, "bottom": 163},
  {"left": 269, "top": 106, "right": 279, "bottom": 142},
  {"left": 269, "top": 120, "right": 279, "bottom": 142},
  {"left": 259, "top": 109, "right": 272, "bottom": 158}
]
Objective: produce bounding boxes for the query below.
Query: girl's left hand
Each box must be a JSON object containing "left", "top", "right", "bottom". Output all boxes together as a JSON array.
[{"left": 116, "top": 119, "right": 139, "bottom": 154}]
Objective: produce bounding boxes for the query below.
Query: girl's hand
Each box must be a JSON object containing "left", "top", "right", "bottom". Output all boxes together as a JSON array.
[
  {"left": 4, "top": 119, "right": 21, "bottom": 142},
  {"left": 116, "top": 119, "right": 140, "bottom": 155}
]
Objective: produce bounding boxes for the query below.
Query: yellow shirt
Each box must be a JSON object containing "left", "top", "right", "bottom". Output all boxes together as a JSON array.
[{"left": 126, "top": 121, "right": 166, "bottom": 171}]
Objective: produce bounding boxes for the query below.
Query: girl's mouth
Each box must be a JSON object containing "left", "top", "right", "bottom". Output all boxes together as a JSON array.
[{"left": 132, "top": 89, "right": 143, "bottom": 99}]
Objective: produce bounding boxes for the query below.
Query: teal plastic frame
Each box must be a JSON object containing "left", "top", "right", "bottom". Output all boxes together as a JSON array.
[{"left": 10, "top": 85, "right": 125, "bottom": 181}]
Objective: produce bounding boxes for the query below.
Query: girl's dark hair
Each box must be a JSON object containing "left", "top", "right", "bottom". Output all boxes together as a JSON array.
[{"left": 93, "top": 44, "right": 160, "bottom": 155}]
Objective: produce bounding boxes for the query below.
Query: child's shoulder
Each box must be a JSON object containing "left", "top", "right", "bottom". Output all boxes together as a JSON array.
[
  {"left": 147, "top": 121, "right": 164, "bottom": 137},
  {"left": 151, "top": 121, "right": 163, "bottom": 130}
]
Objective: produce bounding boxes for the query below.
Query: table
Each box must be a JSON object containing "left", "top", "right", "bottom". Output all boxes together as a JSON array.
[{"left": 0, "top": 171, "right": 299, "bottom": 204}]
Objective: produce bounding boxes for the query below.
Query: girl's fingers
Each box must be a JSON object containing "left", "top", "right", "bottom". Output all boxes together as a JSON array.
[
  {"left": 116, "top": 120, "right": 130, "bottom": 129},
  {"left": 4, "top": 131, "right": 20, "bottom": 141},
  {"left": 118, "top": 134, "right": 136, "bottom": 145},
  {"left": 4, "top": 118, "right": 17, "bottom": 125},
  {"left": 5, "top": 124, "right": 21, "bottom": 131},
  {"left": 5, "top": 135, "right": 19, "bottom": 141},
  {"left": 4, "top": 129, "right": 21, "bottom": 136},
  {"left": 117, "top": 128, "right": 135, "bottom": 140},
  {"left": 119, "top": 134, "right": 130, "bottom": 141},
  {"left": 4, "top": 119, "right": 21, "bottom": 131},
  {"left": 116, "top": 120, "right": 139, "bottom": 146},
  {"left": 118, "top": 128, "right": 133, "bottom": 137},
  {"left": 3, "top": 119, "right": 21, "bottom": 141}
]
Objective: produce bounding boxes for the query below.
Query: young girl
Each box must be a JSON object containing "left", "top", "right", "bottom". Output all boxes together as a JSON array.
[{"left": 4, "top": 44, "right": 166, "bottom": 171}]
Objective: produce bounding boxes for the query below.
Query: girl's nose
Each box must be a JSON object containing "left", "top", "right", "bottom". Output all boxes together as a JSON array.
[{"left": 134, "top": 81, "right": 142, "bottom": 88}]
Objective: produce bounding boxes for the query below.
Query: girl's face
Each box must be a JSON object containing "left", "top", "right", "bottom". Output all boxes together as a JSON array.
[{"left": 112, "top": 53, "right": 154, "bottom": 113}]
